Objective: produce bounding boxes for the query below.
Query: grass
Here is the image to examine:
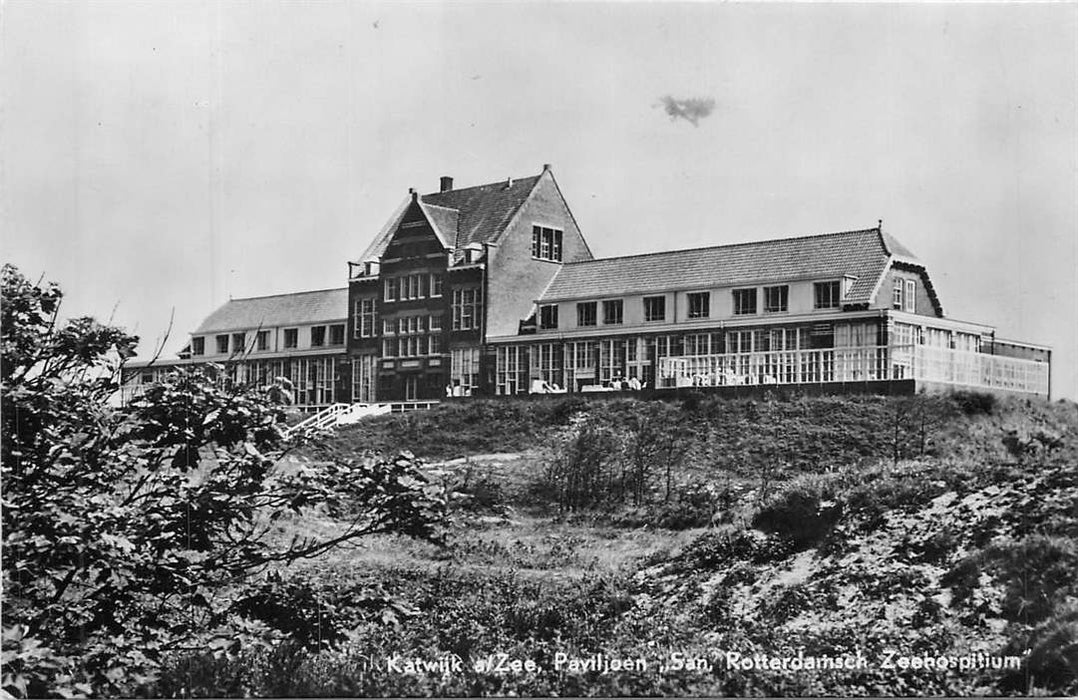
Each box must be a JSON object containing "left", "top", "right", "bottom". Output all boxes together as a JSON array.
[{"left": 155, "top": 392, "right": 1078, "bottom": 697}]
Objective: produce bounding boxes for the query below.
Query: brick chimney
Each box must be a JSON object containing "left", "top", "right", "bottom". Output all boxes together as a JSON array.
[{"left": 440, "top": 176, "right": 453, "bottom": 192}]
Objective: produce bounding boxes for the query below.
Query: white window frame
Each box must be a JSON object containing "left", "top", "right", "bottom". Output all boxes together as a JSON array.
[
  {"left": 687, "top": 291, "right": 710, "bottom": 319},
  {"left": 904, "top": 279, "right": 916, "bottom": 313}
]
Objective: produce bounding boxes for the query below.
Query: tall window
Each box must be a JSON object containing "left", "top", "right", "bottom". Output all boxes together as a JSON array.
[
  {"left": 814, "top": 281, "right": 841, "bottom": 309},
  {"left": 311, "top": 326, "right": 326, "bottom": 347},
  {"left": 531, "top": 225, "right": 564, "bottom": 262},
  {"left": 602, "top": 299, "right": 623, "bottom": 325},
  {"left": 192, "top": 337, "right": 205, "bottom": 356},
  {"left": 904, "top": 279, "right": 916, "bottom": 313},
  {"left": 577, "top": 301, "right": 597, "bottom": 327},
  {"left": 764, "top": 285, "right": 789, "bottom": 313},
  {"left": 732, "top": 288, "right": 757, "bottom": 315},
  {"left": 329, "top": 324, "right": 345, "bottom": 346},
  {"left": 450, "top": 347, "right": 481, "bottom": 394},
  {"left": 892, "top": 279, "right": 904, "bottom": 309},
  {"left": 687, "top": 292, "right": 710, "bottom": 319},
  {"left": 540, "top": 304, "right": 559, "bottom": 330},
  {"left": 430, "top": 274, "right": 444, "bottom": 297},
  {"left": 384, "top": 278, "right": 397, "bottom": 302},
  {"left": 452, "top": 288, "right": 482, "bottom": 330},
  {"left": 231, "top": 333, "right": 246, "bottom": 352},
  {"left": 215, "top": 335, "right": 229, "bottom": 354},
  {"left": 256, "top": 330, "right": 269, "bottom": 351},
  {"left": 284, "top": 328, "right": 298, "bottom": 349},
  {"left": 644, "top": 296, "right": 666, "bottom": 322},
  {"left": 354, "top": 298, "right": 376, "bottom": 338}
]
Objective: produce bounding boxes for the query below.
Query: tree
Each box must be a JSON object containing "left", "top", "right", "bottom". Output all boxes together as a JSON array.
[{"left": 0, "top": 264, "right": 446, "bottom": 697}]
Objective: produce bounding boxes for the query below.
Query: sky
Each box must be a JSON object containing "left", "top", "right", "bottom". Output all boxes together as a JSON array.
[{"left": 2, "top": 2, "right": 1076, "bottom": 400}]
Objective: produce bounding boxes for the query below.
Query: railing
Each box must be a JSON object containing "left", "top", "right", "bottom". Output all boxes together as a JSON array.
[
  {"left": 657, "top": 344, "right": 1048, "bottom": 396},
  {"left": 284, "top": 402, "right": 351, "bottom": 437}
]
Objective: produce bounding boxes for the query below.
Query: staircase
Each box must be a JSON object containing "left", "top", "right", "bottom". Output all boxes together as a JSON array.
[{"left": 282, "top": 401, "right": 435, "bottom": 438}]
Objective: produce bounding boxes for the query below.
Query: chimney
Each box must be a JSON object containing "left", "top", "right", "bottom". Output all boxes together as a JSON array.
[
  {"left": 440, "top": 175, "right": 453, "bottom": 192},
  {"left": 542, "top": 163, "right": 551, "bottom": 172},
  {"left": 505, "top": 176, "right": 514, "bottom": 189},
  {"left": 408, "top": 187, "right": 417, "bottom": 202}
]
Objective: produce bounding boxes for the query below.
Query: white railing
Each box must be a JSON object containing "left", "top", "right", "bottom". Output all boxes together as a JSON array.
[
  {"left": 658, "top": 344, "right": 1048, "bottom": 396},
  {"left": 284, "top": 402, "right": 351, "bottom": 437}
]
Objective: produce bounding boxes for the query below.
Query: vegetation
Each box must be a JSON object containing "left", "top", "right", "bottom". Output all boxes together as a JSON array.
[{"left": 0, "top": 265, "right": 446, "bottom": 697}]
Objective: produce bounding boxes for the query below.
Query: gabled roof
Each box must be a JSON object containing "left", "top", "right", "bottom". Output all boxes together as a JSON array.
[
  {"left": 353, "top": 173, "right": 542, "bottom": 262},
  {"left": 421, "top": 175, "right": 541, "bottom": 248},
  {"left": 193, "top": 288, "right": 348, "bottom": 334},
  {"left": 540, "top": 227, "right": 911, "bottom": 305}
]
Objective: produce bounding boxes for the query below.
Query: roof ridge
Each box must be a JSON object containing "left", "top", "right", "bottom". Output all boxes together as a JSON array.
[
  {"left": 560, "top": 227, "right": 883, "bottom": 266},
  {"left": 226, "top": 287, "right": 347, "bottom": 303},
  {"left": 422, "top": 173, "right": 541, "bottom": 197}
]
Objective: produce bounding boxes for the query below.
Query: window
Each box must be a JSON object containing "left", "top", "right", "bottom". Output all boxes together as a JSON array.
[
  {"left": 603, "top": 299, "right": 623, "bottom": 325},
  {"left": 216, "top": 335, "right": 229, "bottom": 354},
  {"left": 430, "top": 274, "right": 443, "bottom": 297},
  {"left": 397, "top": 274, "right": 424, "bottom": 300},
  {"left": 384, "top": 278, "right": 397, "bottom": 302},
  {"left": 451, "top": 347, "right": 481, "bottom": 394},
  {"left": 383, "top": 318, "right": 397, "bottom": 335},
  {"left": 893, "top": 279, "right": 904, "bottom": 309},
  {"left": 192, "top": 337, "right": 205, "bottom": 356},
  {"left": 452, "top": 288, "right": 482, "bottom": 330},
  {"left": 577, "top": 301, "right": 597, "bottom": 327},
  {"left": 329, "top": 324, "right": 345, "bottom": 346},
  {"left": 644, "top": 296, "right": 666, "bottom": 322},
  {"left": 904, "top": 279, "right": 916, "bottom": 313},
  {"left": 310, "top": 326, "right": 326, "bottom": 347},
  {"left": 531, "top": 225, "right": 564, "bottom": 262},
  {"left": 814, "top": 281, "right": 841, "bottom": 309},
  {"left": 354, "top": 298, "right": 376, "bottom": 338},
  {"left": 539, "top": 304, "right": 559, "bottom": 330},
  {"left": 429, "top": 315, "right": 443, "bottom": 332},
  {"left": 764, "top": 285, "right": 789, "bottom": 313},
  {"left": 231, "top": 333, "right": 246, "bottom": 353},
  {"left": 284, "top": 328, "right": 298, "bottom": 349},
  {"left": 382, "top": 338, "right": 395, "bottom": 356},
  {"left": 732, "top": 288, "right": 757, "bottom": 315},
  {"left": 256, "top": 330, "right": 269, "bottom": 351},
  {"left": 687, "top": 292, "right": 710, "bottom": 319},
  {"left": 428, "top": 334, "right": 442, "bottom": 355}
]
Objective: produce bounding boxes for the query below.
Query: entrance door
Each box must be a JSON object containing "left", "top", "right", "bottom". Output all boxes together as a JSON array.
[{"left": 404, "top": 375, "right": 418, "bottom": 401}]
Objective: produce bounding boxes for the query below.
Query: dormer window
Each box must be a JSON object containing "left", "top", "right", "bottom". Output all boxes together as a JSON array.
[
  {"left": 540, "top": 304, "right": 559, "bottom": 329},
  {"left": 531, "top": 225, "right": 563, "bottom": 262}
]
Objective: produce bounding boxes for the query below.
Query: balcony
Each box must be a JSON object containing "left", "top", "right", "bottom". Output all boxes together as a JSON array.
[{"left": 657, "top": 344, "right": 1049, "bottom": 397}]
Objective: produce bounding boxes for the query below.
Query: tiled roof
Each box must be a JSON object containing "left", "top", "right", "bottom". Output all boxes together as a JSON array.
[
  {"left": 541, "top": 228, "right": 909, "bottom": 304},
  {"left": 354, "top": 174, "right": 541, "bottom": 262},
  {"left": 422, "top": 175, "right": 541, "bottom": 248},
  {"left": 193, "top": 288, "right": 348, "bottom": 334}
]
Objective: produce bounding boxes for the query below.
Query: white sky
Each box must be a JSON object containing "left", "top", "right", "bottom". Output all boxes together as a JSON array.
[{"left": 3, "top": 2, "right": 1076, "bottom": 399}]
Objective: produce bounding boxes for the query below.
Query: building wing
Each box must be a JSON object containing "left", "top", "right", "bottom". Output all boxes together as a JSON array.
[{"left": 539, "top": 227, "right": 904, "bottom": 305}]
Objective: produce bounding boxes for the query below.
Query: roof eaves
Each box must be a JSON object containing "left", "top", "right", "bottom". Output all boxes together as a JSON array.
[
  {"left": 418, "top": 201, "right": 454, "bottom": 249},
  {"left": 540, "top": 167, "right": 595, "bottom": 260}
]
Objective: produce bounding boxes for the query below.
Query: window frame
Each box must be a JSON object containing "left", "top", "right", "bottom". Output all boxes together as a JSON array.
[
  {"left": 215, "top": 334, "right": 229, "bottom": 354},
  {"left": 576, "top": 301, "right": 597, "bottom": 327},
  {"left": 904, "top": 279, "right": 916, "bottom": 313},
  {"left": 763, "top": 285, "right": 789, "bottom": 314},
  {"left": 191, "top": 337, "right": 205, "bottom": 356},
  {"left": 643, "top": 295, "right": 666, "bottom": 323},
  {"left": 893, "top": 278, "right": 904, "bottom": 309},
  {"left": 732, "top": 288, "right": 757, "bottom": 316},
  {"left": 602, "top": 299, "right": 623, "bottom": 325},
  {"left": 687, "top": 291, "right": 710, "bottom": 319},
  {"left": 256, "top": 330, "right": 269, "bottom": 351},
  {"left": 531, "top": 225, "right": 564, "bottom": 262},
  {"left": 813, "top": 281, "right": 841, "bottom": 310},
  {"left": 539, "top": 304, "right": 559, "bottom": 330},
  {"left": 329, "top": 324, "right": 345, "bottom": 346},
  {"left": 283, "top": 328, "right": 298, "bottom": 349},
  {"left": 310, "top": 325, "right": 326, "bottom": 347}
]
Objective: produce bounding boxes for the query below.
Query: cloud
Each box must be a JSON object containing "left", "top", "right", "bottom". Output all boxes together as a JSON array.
[{"left": 658, "top": 96, "right": 716, "bottom": 127}]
